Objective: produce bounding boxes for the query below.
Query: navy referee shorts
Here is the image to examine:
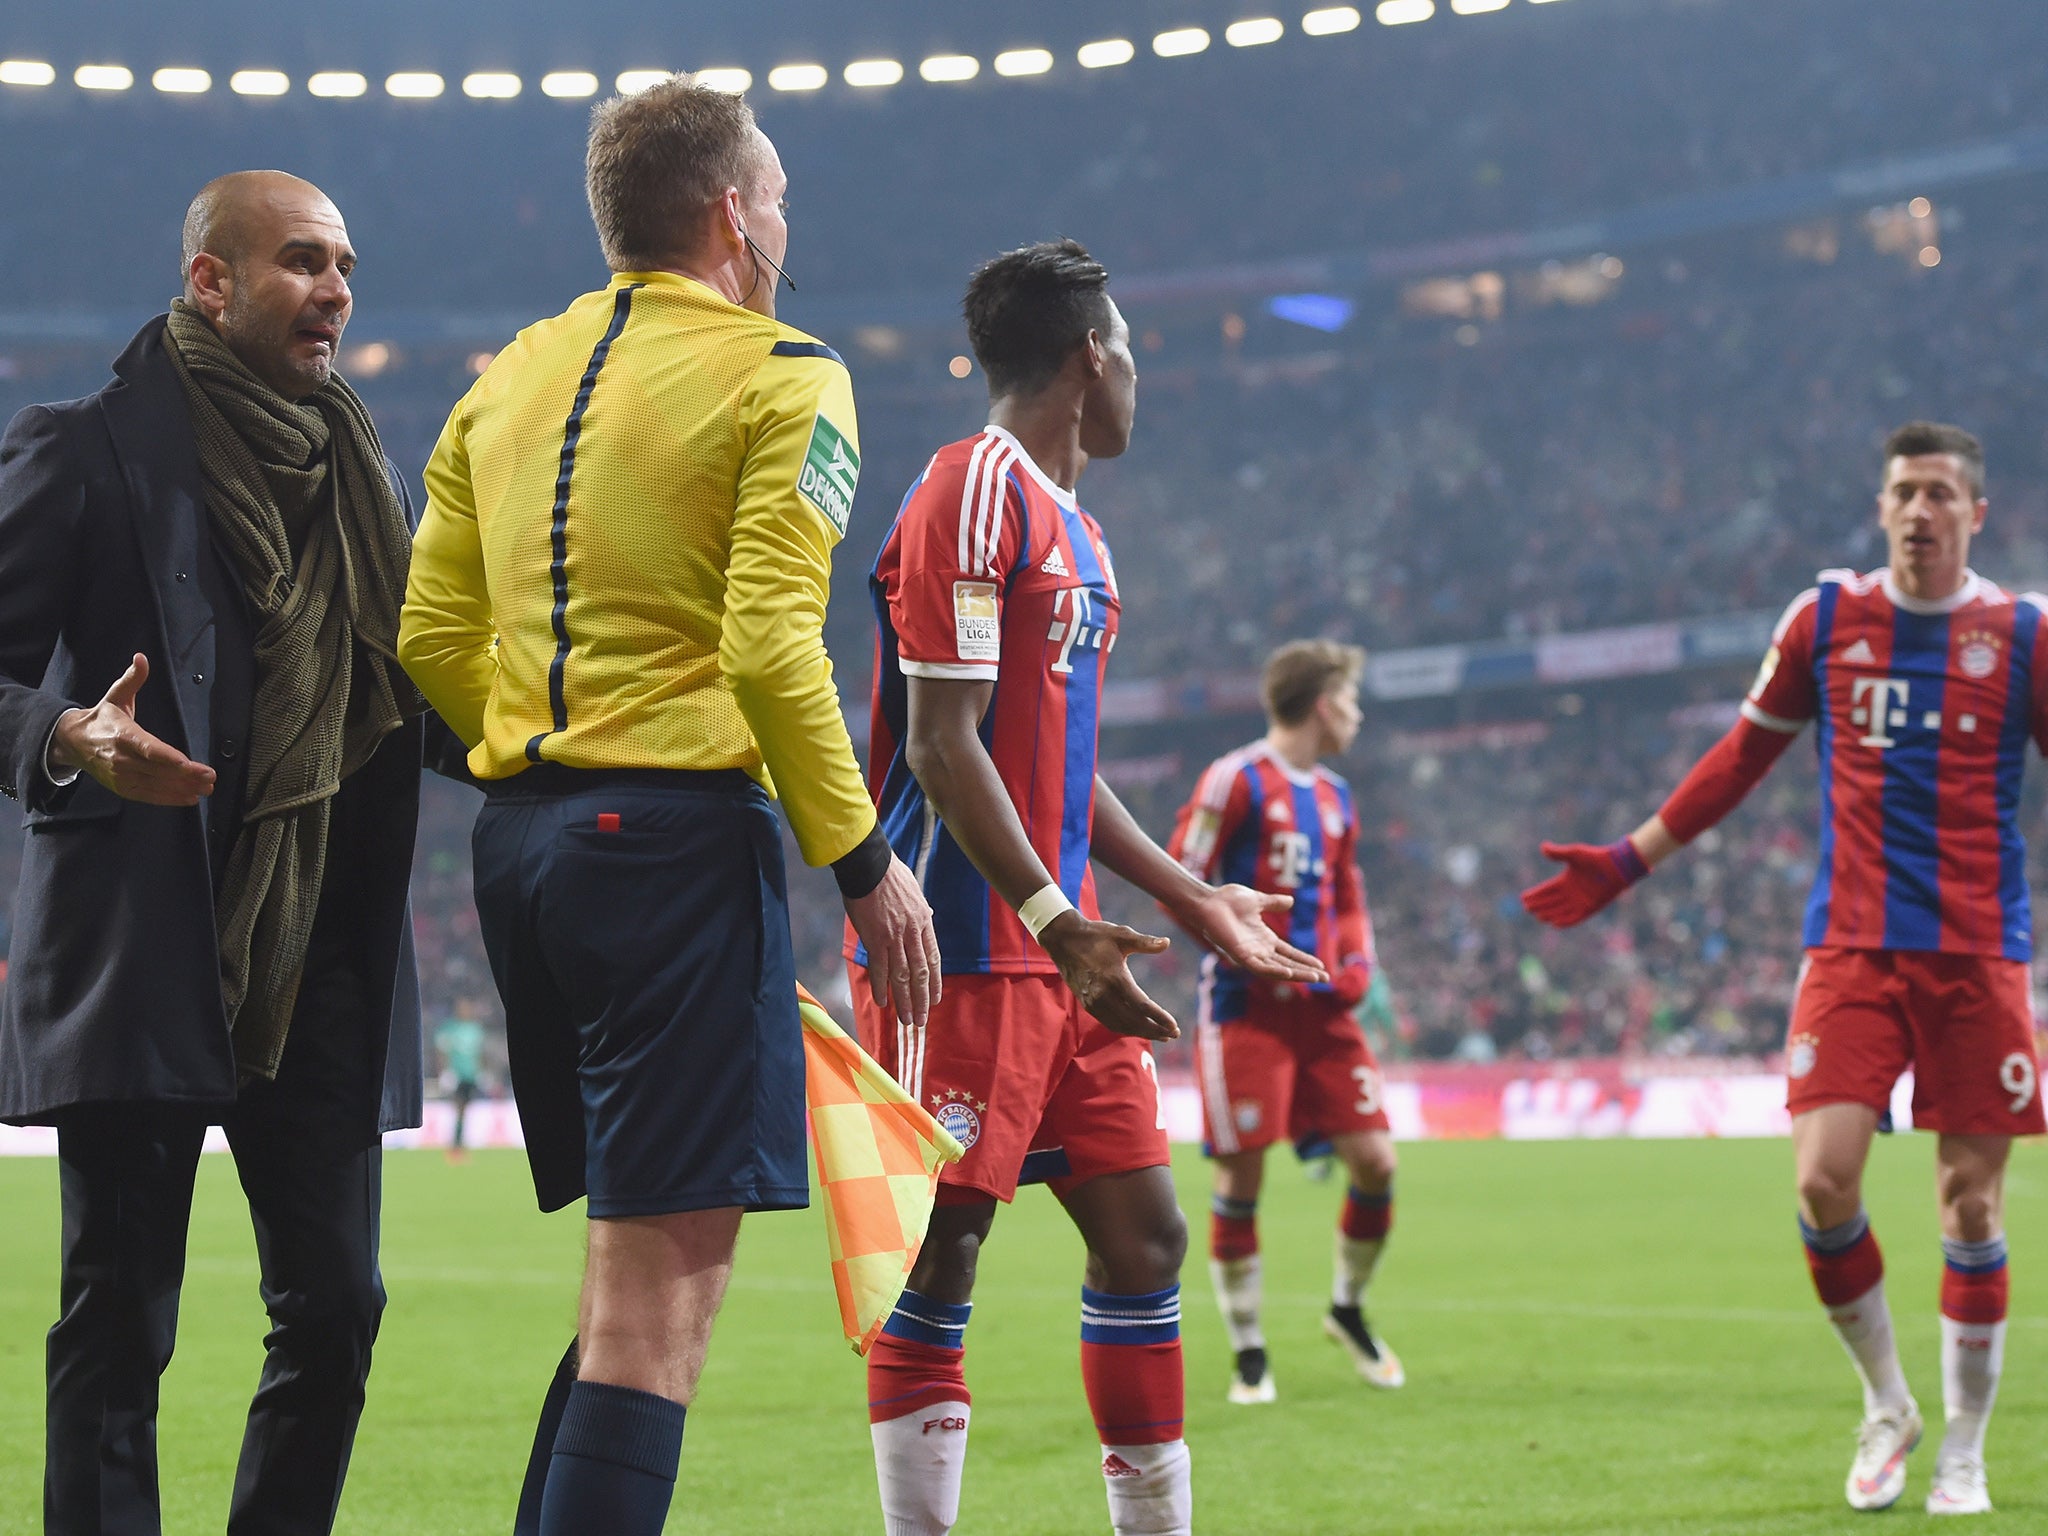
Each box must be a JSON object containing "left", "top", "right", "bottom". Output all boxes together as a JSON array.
[{"left": 471, "top": 766, "right": 809, "bottom": 1218}]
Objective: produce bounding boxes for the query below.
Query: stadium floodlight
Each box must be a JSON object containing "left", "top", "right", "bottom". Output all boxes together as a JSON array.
[
  {"left": 1302, "top": 6, "right": 1363, "bottom": 34},
  {"left": 0, "top": 60, "right": 58, "bottom": 87},
  {"left": 74, "top": 65, "right": 135, "bottom": 91},
  {"left": 1077, "top": 39, "right": 1137, "bottom": 68},
  {"left": 844, "top": 59, "right": 904, "bottom": 87},
  {"left": 768, "top": 64, "right": 828, "bottom": 91},
  {"left": 994, "top": 48, "right": 1054, "bottom": 77},
  {"left": 692, "top": 67, "right": 751, "bottom": 93},
  {"left": 308, "top": 71, "right": 369, "bottom": 98},
  {"left": 540, "top": 71, "right": 598, "bottom": 98},
  {"left": 615, "top": 70, "right": 672, "bottom": 94},
  {"left": 463, "top": 72, "right": 521, "bottom": 99},
  {"left": 919, "top": 55, "right": 980, "bottom": 82},
  {"left": 1225, "top": 18, "right": 1286, "bottom": 46},
  {"left": 386, "top": 72, "right": 445, "bottom": 99},
  {"left": 1153, "top": 28, "right": 1211, "bottom": 57},
  {"left": 1451, "top": 0, "right": 1509, "bottom": 11},
  {"left": 1377, "top": 0, "right": 1436, "bottom": 23},
  {"left": 230, "top": 70, "right": 290, "bottom": 96},
  {"left": 152, "top": 67, "right": 211, "bottom": 94}
]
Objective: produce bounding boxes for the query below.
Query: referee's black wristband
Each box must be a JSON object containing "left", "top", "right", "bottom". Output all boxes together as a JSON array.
[{"left": 831, "top": 824, "right": 893, "bottom": 900}]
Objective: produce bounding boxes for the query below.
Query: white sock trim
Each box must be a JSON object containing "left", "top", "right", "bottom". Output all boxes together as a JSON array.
[
  {"left": 873, "top": 1400, "right": 971, "bottom": 1536},
  {"left": 1100, "top": 1440, "right": 1192, "bottom": 1536},
  {"left": 1208, "top": 1255, "right": 1265, "bottom": 1352}
]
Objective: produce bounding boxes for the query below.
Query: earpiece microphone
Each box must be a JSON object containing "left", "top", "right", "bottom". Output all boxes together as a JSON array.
[{"left": 741, "top": 227, "right": 797, "bottom": 293}]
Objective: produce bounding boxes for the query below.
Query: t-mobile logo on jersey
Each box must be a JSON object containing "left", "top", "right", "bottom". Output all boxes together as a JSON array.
[
  {"left": 1046, "top": 587, "right": 1111, "bottom": 674},
  {"left": 1268, "top": 829, "right": 1324, "bottom": 889},
  {"left": 1849, "top": 676, "right": 1911, "bottom": 748}
]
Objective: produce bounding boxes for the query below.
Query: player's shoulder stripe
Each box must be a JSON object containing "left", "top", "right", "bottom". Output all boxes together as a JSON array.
[
  {"left": 769, "top": 338, "right": 845, "bottom": 364},
  {"left": 1195, "top": 743, "right": 1260, "bottom": 811},
  {"left": 956, "top": 431, "right": 1018, "bottom": 580},
  {"left": 1772, "top": 585, "right": 1823, "bottom": 643},
  {"left": 2021, "top": 591, "right": 2048, "bottom": 616}
]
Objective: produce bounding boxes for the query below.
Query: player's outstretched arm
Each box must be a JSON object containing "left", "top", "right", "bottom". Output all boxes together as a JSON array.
[
  {"left": 1091, "top": 775, "right": 1328, "bottom": 985},
  {"left": 1522, "top": 817, "right": 1676, "bottom": 927},
  {"left": 1522, "top": 713, "right": 1797, "bottom": 927},
  {"left": 905, "top": 676, "right": 1179, "bottom": 1042}
]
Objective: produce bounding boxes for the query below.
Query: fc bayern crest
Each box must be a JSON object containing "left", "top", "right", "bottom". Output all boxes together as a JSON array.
[
  {"left": 1958, "top": 628, "right": 2002, "bottom": 679},
  {"left": 931, "top": 1089, "right": 983, "bottom": 1150},
  {"left": 1788, "top": 1033, "right": 1819, "bottom": 1079}
]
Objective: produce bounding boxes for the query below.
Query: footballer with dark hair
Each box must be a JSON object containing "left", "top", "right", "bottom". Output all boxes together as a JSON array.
[
  {"left": 844, "top": 239, "right": 1325, "bottom": 1536},
  {"left": 1525, "top": 422, "right": 2040, "bottom": 1517}
]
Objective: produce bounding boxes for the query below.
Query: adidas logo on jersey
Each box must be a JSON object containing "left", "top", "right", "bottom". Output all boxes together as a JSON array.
[
  {"left": 1040, "top": 546, "right": 1070, "bottom": 577},
  {"left": 1842, "top": 638, "right": 1877, "bottom": 665}
]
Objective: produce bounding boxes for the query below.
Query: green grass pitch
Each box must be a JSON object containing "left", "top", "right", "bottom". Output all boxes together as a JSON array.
[{"left": 2, "top": 1135, "right": 2043, "bottom": 1533}]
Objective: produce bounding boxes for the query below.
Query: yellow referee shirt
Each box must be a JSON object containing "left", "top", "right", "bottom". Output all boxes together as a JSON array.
[{"left": 398, "top": 270, "right": 877, "bottom": 868}]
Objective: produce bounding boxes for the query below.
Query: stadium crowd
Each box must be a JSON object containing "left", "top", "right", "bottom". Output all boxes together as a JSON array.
[{"left": 9, "top": 0, "right": 2048, "bottom": 1081}]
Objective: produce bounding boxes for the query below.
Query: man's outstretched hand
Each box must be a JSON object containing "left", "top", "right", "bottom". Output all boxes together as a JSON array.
[
  {"left": 1176, "top": 884, "right": 1327, "bottom": 985},
  {"left": 1040, "top": 912, "right": 1179, "bottom": 1042},
  {"left": 1520, "top": 839, "right": 1646, "bottom": 928},
  {"left": 49, "top": 654, "right": 215, "bottom": 806}
]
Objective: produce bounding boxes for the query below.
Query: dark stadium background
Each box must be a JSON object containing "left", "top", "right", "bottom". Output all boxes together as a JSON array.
[{"left": 6, "top": 0, "right": 2048, "bottom": 1089}]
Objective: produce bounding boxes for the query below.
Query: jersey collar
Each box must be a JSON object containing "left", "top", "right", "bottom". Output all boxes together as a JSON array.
[
  {"left": 1254, "top": 740, "right": 1321, "bottom": 788},
  {"left": 982, "top": 424, "right": 1078, "bottom": 512},
  {"left": 1881, "top": 567, "right": 1982, "bottom": 615}
]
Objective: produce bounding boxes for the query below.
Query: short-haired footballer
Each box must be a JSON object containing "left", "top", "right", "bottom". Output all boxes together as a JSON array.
[
  {"left": 1525, "top": 422, "right": 2043, "bottom": 1517},
  {"left": 1167, "top": 640, "right": 1401, "bottom": 1405},
  {"left": 846, "top": 240, "right": 1324, "bottom": 1536}
]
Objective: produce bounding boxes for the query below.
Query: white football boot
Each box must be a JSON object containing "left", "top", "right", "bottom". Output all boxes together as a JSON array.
[
  {"left": 1227, "top": 1347, "right": 1277, "bottom": 1405},
  {"left": 1925, "top": 1451, "right": 1992, "bottom": 1516},
  {"left": 1844, "top": 1402, "right": 1921, "bottom": 1511},
  {"left": 1323, "top": 1305, "right": 1405, "bottom": 1389}
]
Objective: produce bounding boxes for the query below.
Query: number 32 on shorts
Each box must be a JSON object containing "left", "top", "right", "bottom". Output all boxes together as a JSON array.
[
  {"left": 1352, "top": 1065, "right": 1383, "bottom": 1116},
  {"left": 1999, "top": 1052, "right": 2037, "bottom": 1114}
]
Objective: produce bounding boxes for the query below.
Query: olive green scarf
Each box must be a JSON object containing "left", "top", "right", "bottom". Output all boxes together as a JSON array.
[{"left": 163, "top": 300, "right": 423, "bottom": 1081}]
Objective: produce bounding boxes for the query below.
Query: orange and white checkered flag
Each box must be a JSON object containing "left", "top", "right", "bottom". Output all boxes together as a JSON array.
[{"left": 799, "top": 984, "right": 964, "bottom": 1355}]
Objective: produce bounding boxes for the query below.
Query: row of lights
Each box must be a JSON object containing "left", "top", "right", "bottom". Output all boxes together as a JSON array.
[{"left": 0, "top": 2, "right": 1570, "bottom": 102}]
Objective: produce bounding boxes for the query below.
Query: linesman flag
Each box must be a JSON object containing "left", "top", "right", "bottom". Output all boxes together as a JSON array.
[{"left": 798, "top": 984, "right": 964, "bottom": 1354}]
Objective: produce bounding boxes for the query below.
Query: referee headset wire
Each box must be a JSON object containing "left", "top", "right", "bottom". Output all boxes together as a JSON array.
[{"left": 739, "top": 223, "right": 797, "bottom": 298}]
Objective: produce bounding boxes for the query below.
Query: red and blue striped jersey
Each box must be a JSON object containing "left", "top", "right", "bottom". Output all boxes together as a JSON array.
[
  {"left": 850, "top": 426, "right": 1120, "bottom": 975},
  {"left": 1744, "top": 568, "right": 2048, "bottom": 959},
  {"left": 1167, "top": 741, "right": 1376, "bottom": 1020}
]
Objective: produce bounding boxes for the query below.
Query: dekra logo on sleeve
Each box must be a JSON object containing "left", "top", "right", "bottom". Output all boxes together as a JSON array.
[{"left": 798, "top": 413, "right": 859, "bottom": 535}]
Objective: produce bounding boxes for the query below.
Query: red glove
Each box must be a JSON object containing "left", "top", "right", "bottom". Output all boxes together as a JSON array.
[
  {"left": 1331, "top": 962, "right": 1371, "bottom": 1007},
  {"left": 1520, "top": 838, "right": 1649, "bottom": 928}
]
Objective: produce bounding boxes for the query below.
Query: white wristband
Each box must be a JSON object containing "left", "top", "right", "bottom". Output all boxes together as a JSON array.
[{"left": 1017, "top": 882, "right": 1076, "bottom": 942}]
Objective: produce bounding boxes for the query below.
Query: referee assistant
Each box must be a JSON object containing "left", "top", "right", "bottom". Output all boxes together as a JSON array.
[{"left": 397, "top": 78, "right": 939, "bottom": 1536}]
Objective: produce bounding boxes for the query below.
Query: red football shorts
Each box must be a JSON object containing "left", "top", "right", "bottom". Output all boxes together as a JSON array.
[
  {"left": 1195, "top": 988, "right": 1388, "bottom": 1155},
  {"left": 849, "top": 964, "right": 1170, "bottom": 1203},
  {"left": 1786, "top": 947, "right": 2045, "bottom": 1135}
]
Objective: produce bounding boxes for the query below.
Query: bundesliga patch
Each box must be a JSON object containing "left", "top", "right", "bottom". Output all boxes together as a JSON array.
[
  {"left": 952, "top": 581, "right": 1000, "bottom": 662},
  {"left": 797, "top": 412, "right": 859, "bottom": 536}
]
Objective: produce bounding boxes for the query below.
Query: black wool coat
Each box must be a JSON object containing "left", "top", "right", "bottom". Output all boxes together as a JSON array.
[{"left": 0, "top": 317, "right": 428, "bottom": 1133}]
